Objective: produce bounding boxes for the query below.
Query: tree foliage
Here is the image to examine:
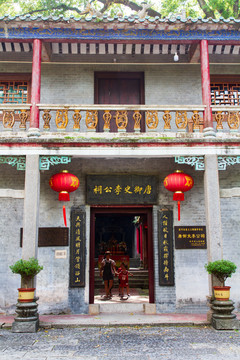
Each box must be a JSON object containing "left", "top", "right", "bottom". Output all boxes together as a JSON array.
[{"left": 0, "top": 0, "right": 239, "bottom": 19}]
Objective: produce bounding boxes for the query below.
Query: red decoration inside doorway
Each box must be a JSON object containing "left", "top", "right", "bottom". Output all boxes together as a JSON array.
[
  {"left": 49, "top": 170, "right": 80, "bottom": 227},
  {"left": 163, "top": 170, "right": 194, "bottom": 221}
]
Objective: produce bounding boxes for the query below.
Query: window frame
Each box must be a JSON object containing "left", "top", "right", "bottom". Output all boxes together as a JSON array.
[
  {"left": 0, "top": 73, "right": 31, "bottom": 104},
  {"left": 210, "top": 75, "right": 240, "bottom": 106}
]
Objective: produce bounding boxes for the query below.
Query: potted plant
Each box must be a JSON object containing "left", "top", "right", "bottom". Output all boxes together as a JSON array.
[
  {"left": 205, "top": 259, "right": 237, "bottom": 301},
  {"left": 10, "top": 257, "right": 43, "bottom": 303}
]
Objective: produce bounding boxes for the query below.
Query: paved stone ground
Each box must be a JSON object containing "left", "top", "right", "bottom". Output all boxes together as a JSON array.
[{"left": 0, "top": 325, "right": 240, "bottom": 360}]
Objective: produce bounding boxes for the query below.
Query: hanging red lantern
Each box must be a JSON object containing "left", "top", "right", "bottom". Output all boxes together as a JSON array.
[
  {"left": 49, "top": 170, "right": 79, "bottom": 226},
  {"left": 163, "top": 170, "right": 194, "bottom": 221}
]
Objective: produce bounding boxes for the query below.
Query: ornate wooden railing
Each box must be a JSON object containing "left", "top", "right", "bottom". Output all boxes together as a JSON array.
[
  {"left": 38, "top": 105, "right": 205, "bottom": 133},
  {"left": 0, "top": 104, "right": 31, "bottom": 131},
  {"left": 212, "top": 106, "right": 240, "bottom": 132},
  {"left": 1, "top": 104, "right": 240, "bottom": 134}
]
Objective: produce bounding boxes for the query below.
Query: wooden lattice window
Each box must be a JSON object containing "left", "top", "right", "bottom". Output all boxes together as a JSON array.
[
  {"left": 0, "top": 81, "right": 28, "bottom": 104},
  {"left": 0, "top": 74, "right": 31, "bottom": 104},
  {"left": 211, "top": 76, "right": 240, "bottom": 106}
]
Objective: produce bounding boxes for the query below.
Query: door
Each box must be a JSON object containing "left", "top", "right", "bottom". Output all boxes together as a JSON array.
[
  {"left": 89, "top": 206, "right": 154, "bottom": 304},
  {"left": 95, "top": 72, "right": 145, "bottom": 132}
]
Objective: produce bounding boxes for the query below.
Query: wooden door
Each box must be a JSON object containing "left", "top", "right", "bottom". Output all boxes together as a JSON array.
[{"left": 95, "top": 72, "right": 145, "bottom": 132}]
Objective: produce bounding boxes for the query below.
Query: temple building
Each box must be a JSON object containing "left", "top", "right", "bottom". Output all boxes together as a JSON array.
[{"left": 0, "top": 13, "right": 240, "bottom": 315}]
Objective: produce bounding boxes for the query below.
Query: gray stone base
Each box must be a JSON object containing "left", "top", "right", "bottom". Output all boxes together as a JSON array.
[
  {"left": 212, "top": 317, "right": 240, "bottom": 330},
  {"left": 27, "top": 128, "right": 41, "bottom": 137},
  {"left": 211, "top": 300, "right": 240, "bottom": 330},
  {"left": 12, "top": 300, "right": 39, "bottom": 333},
  {"left": 203, "top": 127, "right": 216, "bottom": 138},
  {"left": 12, "top": 319, "right": 39, "bottom": 333}
]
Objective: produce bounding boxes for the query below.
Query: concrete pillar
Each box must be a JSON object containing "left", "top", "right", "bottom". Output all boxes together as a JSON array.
[
  {"left": 204, "top": 154, "right": 223, "bottom": 290},
  {"left": 22, "top": 155, "right": 40, "bottom": 287}
]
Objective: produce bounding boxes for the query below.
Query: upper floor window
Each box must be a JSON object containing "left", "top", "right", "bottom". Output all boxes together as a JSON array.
[
  {"left": 0, "top": 74, "right": 31, "bottom": 104},
  {"left": 211, "top": 76, "right": 240, "bottom": 106}
]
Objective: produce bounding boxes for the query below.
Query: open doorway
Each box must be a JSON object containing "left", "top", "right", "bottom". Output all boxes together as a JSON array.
[{"left": 89, "top": 207, "right": 154, "bottom": 304}]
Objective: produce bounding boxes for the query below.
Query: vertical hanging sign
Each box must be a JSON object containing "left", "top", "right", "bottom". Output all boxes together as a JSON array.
[
  {"left": 70, "top": 208, "right": 86, "bottom": 287},
  {"left": 158, "top": 209, "right": 174, "bottom": 286}
]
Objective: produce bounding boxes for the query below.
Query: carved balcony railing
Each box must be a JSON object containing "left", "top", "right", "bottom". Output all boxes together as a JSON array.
[
  {"left": 38, "top": 105, "right": 205, "bottom": 133},
  {"left": 0, "top": 104, "right": 31, "bottom": 131},
  {"left": 212, "top": 106, "right": 240, "bottom": 132}
]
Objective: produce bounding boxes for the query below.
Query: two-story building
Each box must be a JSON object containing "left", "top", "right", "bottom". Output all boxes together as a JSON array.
[{"left": 0, "top": 14, "right": 240, "bottom": 315}]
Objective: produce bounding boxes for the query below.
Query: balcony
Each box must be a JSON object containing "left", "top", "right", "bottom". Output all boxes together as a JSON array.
[{"left": 1, "top": 104, "right": 240, "bottom": 138}]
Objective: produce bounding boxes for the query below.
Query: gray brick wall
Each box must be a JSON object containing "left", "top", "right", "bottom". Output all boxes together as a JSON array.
[
  {"left": 2, "top": 156, "right": 240, "bottom": 314},
  {"left": 1, "top": 63, "right": 240, "bottom": 313}
]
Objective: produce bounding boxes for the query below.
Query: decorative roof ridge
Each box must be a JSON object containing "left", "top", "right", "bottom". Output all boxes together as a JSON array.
[{"left": 1, "top": 14, "right": 240, "bottom": 24}]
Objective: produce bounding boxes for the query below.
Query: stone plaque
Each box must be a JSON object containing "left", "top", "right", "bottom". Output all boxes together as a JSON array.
[
  {"left": 175, "top": 226, "right": 207, "bottom": 249},
  {"left": 158, "top": 210, "right": 174, "bottom": 286},
  {"left": 69, "top": 208, "right": 86, "bottom": 287},
  {"left": 55, "top": 250, "right": 67, "bottom": 259},
  {"left": 20, "top": 227, "right": 68, "bottom": 247},
  {"left": 86, "top": 175, "right": 158, "bottom": 205}
]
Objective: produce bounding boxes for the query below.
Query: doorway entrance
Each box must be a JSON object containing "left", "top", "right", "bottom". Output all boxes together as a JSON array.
[
  {"left": 94, "top": 72, "right": 145, "bottom": 132},
  {"left": 89, "top": 206, "right": 154, "bottom": 304}
]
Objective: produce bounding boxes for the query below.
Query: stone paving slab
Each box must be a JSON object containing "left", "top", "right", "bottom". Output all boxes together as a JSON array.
[
  {"left": 0, "top": 312, "right": 239, "bottom": 329},
  {"left": 1, "top": 326, "right": 240, "bottom": 360}
]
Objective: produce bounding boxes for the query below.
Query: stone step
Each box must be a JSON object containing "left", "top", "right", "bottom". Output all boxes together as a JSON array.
[
  {"left": 99, "top": 303, "right": 144, "bottom": 313},
  {"left": 94, "top": 269, "right": 149, "bottom": 289}
]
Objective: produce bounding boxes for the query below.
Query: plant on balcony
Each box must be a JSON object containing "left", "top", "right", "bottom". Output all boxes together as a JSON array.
[
  {"left": 10, "top": 258, "right": 43, "bottom": 302},
  {"left": 205, "top": 259, "right": 237, "bottom": 300}
]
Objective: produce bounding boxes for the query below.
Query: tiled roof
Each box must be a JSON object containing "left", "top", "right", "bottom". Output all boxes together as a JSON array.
[{"left": 0, "top": 14, "right": 240, "bottom": 24}]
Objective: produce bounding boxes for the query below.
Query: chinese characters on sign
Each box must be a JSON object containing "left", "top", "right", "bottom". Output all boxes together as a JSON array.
[
  {"left": 86, "top": 175, "right": 158, "bottom": 205},
  {"left": 158, "top": 210, "right": 174, "bottom": 286},
  {"left": 175, "top": 227, "right": 207, "bottom": 249},
  {"left": 70, "top": 208, "right": 86, "bottom": 287}
]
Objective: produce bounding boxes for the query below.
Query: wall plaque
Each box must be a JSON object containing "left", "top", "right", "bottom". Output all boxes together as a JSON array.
[
  {"left": 86, "top": 175, "right": 158, "bottom": 205},
  {"left": 69, "top": 208, "right": 86, "bottom": 287},
  {"left": 55, "top": 250, "right": 67, "bottom": 259},
  {"left": 20, "top": 227, "right": 68, "bottom": 247},
  {"left": 158, "top": 209, "right": 174, "bottom": 286},
  {"left": 175, "top": 226, "right": 207, "bottom": 249}
]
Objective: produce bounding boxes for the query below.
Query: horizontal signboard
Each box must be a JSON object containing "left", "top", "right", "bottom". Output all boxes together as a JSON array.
[{"left": 86, "top": 175, "right": 158, "bottom": 205}]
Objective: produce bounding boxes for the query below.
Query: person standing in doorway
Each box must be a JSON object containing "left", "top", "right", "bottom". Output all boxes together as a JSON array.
[
  {"left": 118, "top": 262, "right": 133, "bottom": 299},
  {"left": 100, "top": 251, "right": 116, "bottom": 300}
]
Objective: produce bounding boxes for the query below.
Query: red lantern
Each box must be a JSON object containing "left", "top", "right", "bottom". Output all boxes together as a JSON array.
[
  {"left": 163, "top": 170, "right": 194, "bottom": 221},
  {"left": 49, "top": 170, "right": 79, "bottom": 226}
]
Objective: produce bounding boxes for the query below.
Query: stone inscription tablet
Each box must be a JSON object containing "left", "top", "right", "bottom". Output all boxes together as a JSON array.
[
  {"left": 86, "top": 175, "right": 158, "bottom": 205},
  {"left": 20, "top": 227, "right": 68, "bottom": 247},
  {"left": 69, "top": 208, "right": 86, "bottom": 287},
  {"left": 158, "top": 209, "right": 174, "bottom": 286},
  {"left": 175, "top": 226, "right": 207, "bottom": 249}
]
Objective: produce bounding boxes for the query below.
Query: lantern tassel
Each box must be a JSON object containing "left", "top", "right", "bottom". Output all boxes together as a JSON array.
[
  {"left": 63, "top": 205, "right": 67, "bottom": 227},
  {"left": 178, "top": 201, "right": 181, "bottom": 221},
  {"left": 59, "top": 191, "right": 70, "bottom": 201}
]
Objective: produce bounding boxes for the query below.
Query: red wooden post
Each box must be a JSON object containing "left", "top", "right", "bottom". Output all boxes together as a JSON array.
[
  {"left": 200, "top": 40, "right": 212, "bottom": 128},
  {"left": 140, "top": 224, "right": 143, "bottom": 261},
  {"left": 30, "top": 39, "right": 42, "bottom": 129}
]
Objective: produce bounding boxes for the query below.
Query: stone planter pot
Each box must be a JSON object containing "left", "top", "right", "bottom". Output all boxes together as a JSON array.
[
  {"left": 18, "top": 288, "right": 35, "bottom": 302},
  {"left": 213, "top": 286, "right": 231, "bottom": 301}
]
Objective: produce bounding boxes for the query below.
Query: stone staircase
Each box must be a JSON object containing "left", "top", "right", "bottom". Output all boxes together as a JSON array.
[{"left": 94, "top": 268, "right": 149, "bottom": 289}]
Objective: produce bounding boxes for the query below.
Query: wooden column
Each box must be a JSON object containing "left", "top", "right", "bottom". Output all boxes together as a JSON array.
[
  {"left": 30, "top": 39, "right": 42, "bottom": 129},
  {"left": 200, "top": 40, "right": 212, "bottom": 129}
]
